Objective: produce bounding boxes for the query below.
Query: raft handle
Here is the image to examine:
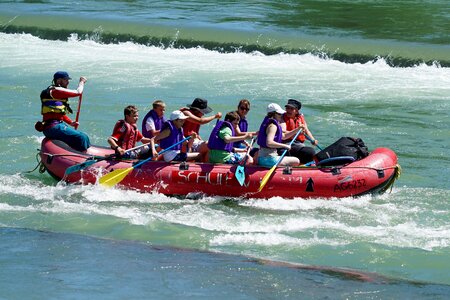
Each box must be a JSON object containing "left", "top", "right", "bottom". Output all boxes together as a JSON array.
[
  {"left": 377, "top": 169, "right": 385, "bottom": 178},
  {"left": 46, "top": 154, "right": 54, "bottom": 165},
  {"left": 179, "top": 162, "right": 189, "bottom": 170},
  {"left": 282, "top": 166, "right": 292, "bottom": 175},
  {"left": 331, "top": 168, "right": 341, "bottom": 175}
]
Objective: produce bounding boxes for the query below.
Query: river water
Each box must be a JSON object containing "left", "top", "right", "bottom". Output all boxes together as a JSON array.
[{"left": 0, "top": 1, "right": 449, "bottom": 298}]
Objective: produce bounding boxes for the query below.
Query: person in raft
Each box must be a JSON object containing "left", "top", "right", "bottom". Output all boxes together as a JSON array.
[
  {"left": 107, "top": 105, "right": 155, "bottom": 159},
  {"left": 233, "top": 99, "right": 257, "bottom": 149},
  {"left": 141, "top": 100, "right": 166, "bottom": 138},
  {"left": 37, "top": 71, "right": 90, "bottom": 152},
  {"left": 208, "top": 111, "right": 255, "bottom": 164},
  {"left": 152, "top": 110, "right": 201, "bottom": 162},
  {"left": 179, "top": 98, "right": 222, "bottom": 160},
  {"left": 280, "top": 98, "right": 318, "bottom": 163},
  {"left": 256, "top": 103, "right": 302, "bottom": 167}
]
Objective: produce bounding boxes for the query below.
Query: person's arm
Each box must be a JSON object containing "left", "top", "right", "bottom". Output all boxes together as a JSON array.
[
  {"left": 183, "top": 110, "right": 222, "bottom": 125},
  {"left": 64, "top": 116, "right": 80, "bottom": 128},
  {"left": 140, "top": 137, "right": 152, "bottom": 145},
  {"left": 108, "top": 121, "right": 126, "bottom": 155},
  {"left": 222, "top": 132, "right": 253, "bottom": 144},
  {"left": 108, "top": 136, "right": 126, "bottom": 156},
  {"left": 280, "top": 120, "right": 304, "bottom": 141},
  {"left": 62, "top": 115, "right": 74, "bottom": 125},
  {"left": 185, "top": 132, "right": 197, "bottom": 152},
  {"left": 153, "top": 128, "right": 170, "bottom": 144},
  {"left": 302, "top": 119, "right": 318, "bottom": 146},
  {"left": 51, "top": 77, "right": 87, "bottom": 98},
  {"left": 283, "top": 127, "right": 302, "bottom": 141},
  {"left": 235, "top": 126, "right": 256, "bottom": 137},
  {"left": 146, "top": 138, "right": 157, "bottom": 157},
  {"left": 145, "top": 117, "right": 161, "bottom": 137},
  {"left": 266, "top": 124, "right": 290, "bottom": 150}
]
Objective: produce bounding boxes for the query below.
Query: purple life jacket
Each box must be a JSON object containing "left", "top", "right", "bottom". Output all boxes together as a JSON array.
[
  {"left": 159, "top": 120, "right": 184, "bottom": 151},
  {"left": 208, "top": 120, "right": 235, "bottom": 152},
  {"left": 141, "top": 109, "right": 166, "bottom": 138},
  {"left": 233, "top": 117, "right": 248, "bottom": 148},
  {"left": 257, "top": 116, "right": 282, "bottom": 148}
]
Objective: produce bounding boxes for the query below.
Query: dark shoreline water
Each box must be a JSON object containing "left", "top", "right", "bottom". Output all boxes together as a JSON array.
[{"left": 1, "top": 227, "right": 449, "bottom": 299}]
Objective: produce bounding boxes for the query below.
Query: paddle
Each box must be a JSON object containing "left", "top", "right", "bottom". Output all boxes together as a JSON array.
[
  {"left": 235, "top": 137, "right": 256, "bottom": 186},
  {"left": 258, "top": 129, "right": 303, "bottom": 192},
  {"left": 74, "top": 94, "right": 82, "bottom": 130},
  {"left": 64, "top": 143, "right": 154, "bottom": 176},
  {"left": 99, "top": 136, "right": 191, "bottom": 187},
  {"left": 304, "top": 133, "right": 323, "bottom": 151}
]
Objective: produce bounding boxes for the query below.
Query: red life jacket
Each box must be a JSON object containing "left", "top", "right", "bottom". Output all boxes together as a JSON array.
[
  {"left": 283, "top": 113, "right": 306, "bottom": 142},
  {"left": 114, "top": 120, "right": 139, "bottom": 150},
  {"left": 180, "top": 107, "right": 200, "bottom": 137}
]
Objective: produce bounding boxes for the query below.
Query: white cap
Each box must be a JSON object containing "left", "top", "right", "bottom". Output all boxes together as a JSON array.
[
  {"left": 266, "top": 103, "right": 285, "bottom": 114},
  {"left": 170, "top": 110, "right": 189, "bottom": 121}
]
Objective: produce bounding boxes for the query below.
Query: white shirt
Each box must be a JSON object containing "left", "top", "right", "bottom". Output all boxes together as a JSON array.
[
  {"left": 163, "top": 150, "right": 180, "bottom": 162},
  {"left": 145, "top": 117, "right": 156, "bottom": 132}
]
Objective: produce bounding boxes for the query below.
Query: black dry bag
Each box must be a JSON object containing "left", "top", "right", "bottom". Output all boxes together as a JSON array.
[{"left": 314, "top": 137, "right": 369, "bottom": 165}]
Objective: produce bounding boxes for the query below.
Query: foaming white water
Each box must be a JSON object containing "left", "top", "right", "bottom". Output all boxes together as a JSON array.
[
  {"left": 210, "top": 232, "right": 344, "bottom": 247},
  {"left": 239, "top": 195, "right": 372, "bottom": 211},
  {"left": 1, "top": 33, "right": 449, "bottom": 106},
  {"left": 0, "top": 173, "right": 448, "bottom": 251}
]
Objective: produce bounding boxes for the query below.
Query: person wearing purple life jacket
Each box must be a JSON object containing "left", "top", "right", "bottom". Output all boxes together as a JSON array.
[
  {"left": 256, "top": 103, "right": 301, "bottom": 168},
  {"left": 233, "top": 99, "right": 257, "bottom": 149},
  {"left": 208, "top": 111, "right": 255, "bottom": 164},
  {"left": 152, "top": 110, "right": 201, "bottom": 162},
  {"left": 141, "top": 100, "right": 166, "bottom": 138}
]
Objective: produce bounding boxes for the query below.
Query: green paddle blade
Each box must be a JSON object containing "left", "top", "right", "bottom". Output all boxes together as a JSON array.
[
  {"left": 64, "top": 159, "right": 98, "bottom": 176},
  {"left": 258, "top": 164, "right": 277, "bottom": 192},
  {"left": 235, "top": 165, "right": 245, "bottom": 186},
  {"left": 99, "top": 167, "right": 134, "bottom": 188}
]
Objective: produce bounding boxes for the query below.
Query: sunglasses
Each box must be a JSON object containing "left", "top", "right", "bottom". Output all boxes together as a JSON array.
[{"left": 239, "top": 106, "right": 250, "bottom": 111}]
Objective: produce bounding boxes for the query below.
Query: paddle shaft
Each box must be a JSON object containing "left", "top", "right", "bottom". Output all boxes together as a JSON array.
[
  {"left": 239, "top": 137, "right": 256, "bottom": 165},
  {"left": 277, "top": 129, "right": 303, "bottom": 165},
  {"left": 91, "top": 142, "right": 151, "bottom": 162},
  {"left": 304, "top": 133, "right": 323, "bottom": 151},
  {"left": 258, "top": 128, "right": 303, "bottom": 192},
  {"left": 99, "top": 136, "right": 191, "bottom": 187},
  {"left": 74, "top": 94, "right": 82, "bottom": 130},
  {"left": 127, "top": 136, "right": 190, "bottom": 169},
  {"left": 235, "top": 137, "right": 256, "bottom": 186},
  {"left": 64, "top": 143, "right": 157, "bottom": 176}
]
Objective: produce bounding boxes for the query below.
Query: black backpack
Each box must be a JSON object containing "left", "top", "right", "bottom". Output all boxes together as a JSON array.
[{"left": 314, "top": 137, "right": 369, "bottom": 165}]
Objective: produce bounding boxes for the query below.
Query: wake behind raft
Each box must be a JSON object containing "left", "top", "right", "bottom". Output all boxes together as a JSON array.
[{"left": 38, "top": 138, "right": 400, "bottom": 199}]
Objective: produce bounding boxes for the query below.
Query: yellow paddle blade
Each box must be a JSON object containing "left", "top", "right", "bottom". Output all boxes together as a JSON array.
[
  {"left": 99, "top": 167, "right": 134, "bottom": 188},
  {"left": 258, "top": 165, "right": 277, "bottom": 192}
]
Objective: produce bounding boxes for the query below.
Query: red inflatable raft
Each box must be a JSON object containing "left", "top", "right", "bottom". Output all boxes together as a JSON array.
[{"left": 39, "top": 138, "right": 400, "bottom": 199}]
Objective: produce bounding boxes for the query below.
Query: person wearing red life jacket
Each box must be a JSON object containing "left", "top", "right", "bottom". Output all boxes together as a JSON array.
[
  {"left": 281, "top": 99, "right": 318, "bottom": 163},
  {"left": 38, "top": 71, "right": 90, "bottom": 151},
  {"left": 179, "top": 98, "right": 222, "bottom": 161},
  {"left": 108, "top": 105, "right": 155, "bottom": 159}
]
